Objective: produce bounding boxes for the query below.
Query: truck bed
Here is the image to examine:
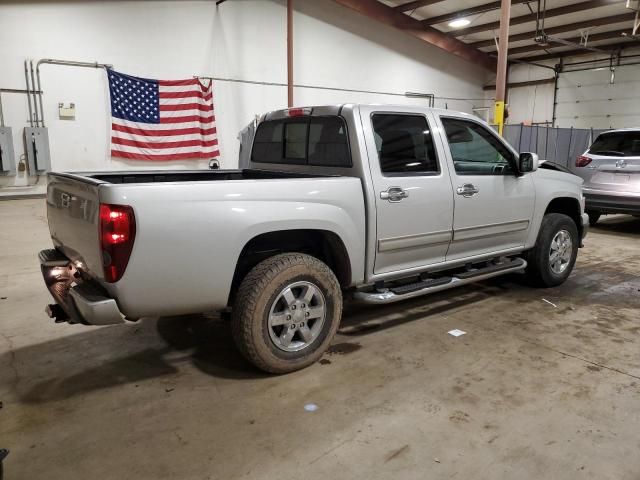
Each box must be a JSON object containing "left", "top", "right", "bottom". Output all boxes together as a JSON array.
[
  {"left": 45, "top": 168, "right": 366, "bottom": 318},
  {"left": 84, "top": 169, "right": 327, "bottom": 184}
]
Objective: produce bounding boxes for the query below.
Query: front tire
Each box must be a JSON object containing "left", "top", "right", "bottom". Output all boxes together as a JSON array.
[
  {"left": 526, "top": 213, "right": 578, "bottom": 287},
  {"left": 232, "top": 253, "right": 342, "bottom": 374}
]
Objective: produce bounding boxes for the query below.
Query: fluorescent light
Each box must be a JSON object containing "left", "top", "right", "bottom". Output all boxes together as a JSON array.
[{"left": 448, "top": 18, "right": 471, "bottom": 28}]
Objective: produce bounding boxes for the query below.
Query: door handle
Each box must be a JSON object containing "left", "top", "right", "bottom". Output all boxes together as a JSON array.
[
  {"left": 380, "top": 187, "right": 408, "bottom": 202},
  {"left": 456, "top": 183, "right": 479, "bottom": 197}
]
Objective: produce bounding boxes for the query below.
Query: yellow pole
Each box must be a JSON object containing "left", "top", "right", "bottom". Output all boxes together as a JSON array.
[{"left": 494, "top": 101, "right": 505, "bottom": 136}]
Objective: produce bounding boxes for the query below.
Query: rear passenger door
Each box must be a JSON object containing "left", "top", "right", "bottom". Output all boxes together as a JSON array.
[
  {"left": 435, "top": 115, "right": 535, "bottom": 260},
  {"left": 360, "top": 107, "right": 454, "bottom": 275}
]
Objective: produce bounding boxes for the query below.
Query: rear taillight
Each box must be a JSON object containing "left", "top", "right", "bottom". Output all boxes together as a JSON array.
[
  {"left": 576, "top": 155, "right": 592, "bottom": 167},
  {"left": 99, "top": 203, "right": 136, "bottom": 283}
]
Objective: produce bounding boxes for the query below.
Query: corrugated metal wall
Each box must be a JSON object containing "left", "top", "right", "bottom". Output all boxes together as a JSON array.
[{"left": 503, "top": 124, "right": 607, "bottom": 174}]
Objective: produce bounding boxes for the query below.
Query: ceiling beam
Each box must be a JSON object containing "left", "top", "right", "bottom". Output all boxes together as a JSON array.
[
  {"left": 451, "top": 0, "right": 621, "bottom": 37},
  {"left": 332, "top": 0, "right": 497, "bottom": 70},
  {"left": 470, "top": 12, "right": 637, "bottom": 48},
  {"left": 394, "top": 0, "right": 444, "bottom": 13},
  {"left": 526, "top": 39, "right": 640, "bottom": 62},
  {"left": 505, "top": 29, "right": 632, "bottom": 56},
  {"left": 422, "top": 0, "right": 528, "bottom": 26}
]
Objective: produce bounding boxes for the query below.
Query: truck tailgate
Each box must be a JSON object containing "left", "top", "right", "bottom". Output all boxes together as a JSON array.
[{"left": 46, "top": 173, "right": 104, "bottom": 279}]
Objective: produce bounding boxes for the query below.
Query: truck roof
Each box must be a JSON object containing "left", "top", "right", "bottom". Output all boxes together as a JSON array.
[{"left": 262, "top": 104, "right": 475, "bottom": 121}]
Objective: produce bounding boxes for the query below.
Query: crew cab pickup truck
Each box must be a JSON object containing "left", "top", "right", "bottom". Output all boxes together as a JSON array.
[{"left": 40, "top": 104, "right": 588, "bottom": 373}]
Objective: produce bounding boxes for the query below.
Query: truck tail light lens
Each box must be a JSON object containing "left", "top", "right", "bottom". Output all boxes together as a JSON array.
[
  {"left": 99, "top": 204, "right": 136, "bottom": 283},
  {"left": 576, "top": 155, "right": 592, "bottom": 167}
]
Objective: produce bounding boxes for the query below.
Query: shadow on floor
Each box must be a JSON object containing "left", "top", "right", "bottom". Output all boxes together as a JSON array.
[
  {"left": 591, "top": 215, "right": 640, "bottom": 238},
  {"left": 11, "top": 315, "right": 267, "bottom": 404},
  {"left": 339, "top": 283, "right": 503, "bottom": 337},
  {"left": 7, "top": 277, "right": 529, "bottom": 405},
  {"left": 6, "top": 241, "right": 638, "bottom": 405}
]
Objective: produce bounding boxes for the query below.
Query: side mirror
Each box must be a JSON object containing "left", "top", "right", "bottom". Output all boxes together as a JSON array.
[{"left": 518, "top": 152, "right": 538, "bottom": 173}]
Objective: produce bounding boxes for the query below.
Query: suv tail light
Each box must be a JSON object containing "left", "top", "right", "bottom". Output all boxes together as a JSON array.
[
  {"left": 99, "top": 204, "right": 136, "bottom": 283},
  {"left": 576, "top": 155, "right": 592, "bottom": 167}
]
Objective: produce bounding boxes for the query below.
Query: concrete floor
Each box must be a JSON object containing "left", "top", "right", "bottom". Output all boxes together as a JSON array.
[{"left": 1, "top": 198, "right": 639, "bottom": 480}]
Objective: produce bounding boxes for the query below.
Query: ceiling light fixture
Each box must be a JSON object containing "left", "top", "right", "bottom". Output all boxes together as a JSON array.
[{"left": 448, "top": 18, "right": 471, "bottom": 28}]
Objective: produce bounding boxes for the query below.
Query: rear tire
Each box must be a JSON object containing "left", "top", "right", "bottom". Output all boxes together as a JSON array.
[
  {"left": 232, "top": 253, "right": 342, "bottom": 374},
  {"left": 526, "top": 213, "right": 578, "bottom": 287},
  {"left": 586, "top": 210, "right": 600, "bottom": 225}
]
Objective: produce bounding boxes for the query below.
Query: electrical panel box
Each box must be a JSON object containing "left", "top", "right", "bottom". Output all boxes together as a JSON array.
[
  {"left": 58, "top": 102, "right": 76, "bottom": 120},
  {"left": 24, "top": 127, "right": 51, "bottom": 175},
  {"left": 0, "top": 127, "right": 16, "bottom": 175}
]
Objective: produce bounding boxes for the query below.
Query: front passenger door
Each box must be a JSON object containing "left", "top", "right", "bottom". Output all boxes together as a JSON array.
[{"left": 437, "top": 116, "right": 535, "bottom": 260}]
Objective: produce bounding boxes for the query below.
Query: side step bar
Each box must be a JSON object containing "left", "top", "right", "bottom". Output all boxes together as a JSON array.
[{"left": 354, "top": 258, "right": 527, "bottom": 305}]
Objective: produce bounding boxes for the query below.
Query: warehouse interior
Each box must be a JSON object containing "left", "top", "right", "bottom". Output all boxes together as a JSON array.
[{"left": 1, "top": 0, "right": 639, "bottom": 478}]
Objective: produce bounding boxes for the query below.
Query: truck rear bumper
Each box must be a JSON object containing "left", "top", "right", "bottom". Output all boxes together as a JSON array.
[{"left": 39, "top": 249, "right": 125, "bottom": 326}]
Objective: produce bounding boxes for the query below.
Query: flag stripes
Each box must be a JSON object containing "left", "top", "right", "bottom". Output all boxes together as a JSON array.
[{"left": 108, "top": 70, "right": 220, "bottom": 161}]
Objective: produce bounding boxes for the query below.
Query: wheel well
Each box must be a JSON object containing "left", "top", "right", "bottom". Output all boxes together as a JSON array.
[
  {"left": 545, "top": 197, "right": 582, "bottom": 236},
  {"left": 228, "top": 229, "right": 351, "bottom": 305}
]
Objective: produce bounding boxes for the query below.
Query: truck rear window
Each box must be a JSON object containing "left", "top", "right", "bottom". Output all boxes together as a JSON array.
[
  {"left": 252, "top": 117, "right": 352, "bottom": 167},
  {"left": 588, "top": 131, "right": 640, "bottom": 157}
]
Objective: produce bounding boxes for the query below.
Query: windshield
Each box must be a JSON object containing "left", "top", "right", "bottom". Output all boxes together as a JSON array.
[{"left": 588, "top": 131, "right": 640, "bottom": 157}]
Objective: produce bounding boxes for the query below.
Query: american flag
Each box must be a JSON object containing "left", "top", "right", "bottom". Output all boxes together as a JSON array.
[{"left": 107, "top": 70, "right": 219, "bottom": 161}]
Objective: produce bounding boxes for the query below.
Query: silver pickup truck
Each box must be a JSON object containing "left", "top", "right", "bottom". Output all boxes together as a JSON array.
[{"left": 40, "top": 104, "right": 588, "bottom": 373}]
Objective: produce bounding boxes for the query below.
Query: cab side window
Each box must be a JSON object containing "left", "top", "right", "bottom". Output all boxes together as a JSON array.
[
  {"left": 371, "top": 114, "right": 439, "bottom": 176},
  {"left": 441, "top": 118, "right": 515, "bottom": 175}
]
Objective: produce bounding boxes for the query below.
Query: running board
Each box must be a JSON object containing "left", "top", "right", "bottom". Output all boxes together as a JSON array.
[{"left": 354, "top": 258, "right": 527, "bottom": 305}]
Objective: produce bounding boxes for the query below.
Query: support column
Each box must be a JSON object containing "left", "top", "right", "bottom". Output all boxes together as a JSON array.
[
  {"left": 494, "top": 0, "right": 511, "bottom": 136},
  {"left": 287, "top": 0, "right": 294, "bottom": 108}
]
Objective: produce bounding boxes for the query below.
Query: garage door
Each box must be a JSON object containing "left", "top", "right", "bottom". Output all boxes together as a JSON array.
[{"left": 555, "top": 63, "right": 640, "bottom": 129}]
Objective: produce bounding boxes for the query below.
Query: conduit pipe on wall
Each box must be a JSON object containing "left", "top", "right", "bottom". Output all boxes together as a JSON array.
[
  {"left": 31, "top": 59, "right": 113, "bottom": 128},
  {"left": 194, "top": 75, "right": 435, "bottom": 105},
  {"left": 29, "top": 60, "right": 40, "bottom": 127},
  {"left": 24, "top": 60, "right": 34, "bottom": 127},
  {"left": 0, "top": 89, "right": 43, "bottom": 128}
]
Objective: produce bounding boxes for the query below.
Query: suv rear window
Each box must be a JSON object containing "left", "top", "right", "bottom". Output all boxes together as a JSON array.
[
  {"left": 252, "top": 117, "right": 352, "bottom": 167},
  {"left": 588, "top": 131, "right": 640, "bottom": 157}
]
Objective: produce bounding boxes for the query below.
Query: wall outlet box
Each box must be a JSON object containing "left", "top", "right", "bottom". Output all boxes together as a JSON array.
[{"left": 58, "top": 102, "right": 76, "bottom": 120}]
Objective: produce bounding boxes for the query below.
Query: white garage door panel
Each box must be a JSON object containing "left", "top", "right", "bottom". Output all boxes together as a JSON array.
[
  {"left": 559, "top": 99, "right": 640, "bottom": 116},
  {"left": 559, "top": 83, "right": 640, "bottom": 102},
  {"left": 555, "top": 64, "right": 640, "bottom": 129}
]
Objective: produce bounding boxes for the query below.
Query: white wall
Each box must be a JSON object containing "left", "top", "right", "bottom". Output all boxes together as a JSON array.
[
  {"left": 502, "top": 63, "right": 556, "bottom": 126},
  {"left": 498, "top": 47, "right": 640, "bottom": 128},
  {"left": 0, "top": 0, "right": 489, "bottom": 195}
]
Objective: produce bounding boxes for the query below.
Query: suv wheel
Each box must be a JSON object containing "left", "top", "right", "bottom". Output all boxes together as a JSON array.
[
  {"left": 232, "top": 253, "right": 342, "bottom": 374},
  {"left": 525, "top": 213, "right": 578, "bottom": 287}
]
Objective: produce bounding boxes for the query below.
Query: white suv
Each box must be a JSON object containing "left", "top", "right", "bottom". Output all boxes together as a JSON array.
[{"left": 575, "top": 128, "right": 640, "bottom": 224}]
